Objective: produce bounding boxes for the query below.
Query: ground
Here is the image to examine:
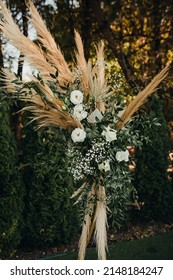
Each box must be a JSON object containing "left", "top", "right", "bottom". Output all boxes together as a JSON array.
[{"left": 11, "top": 220, "right": 173, "bottom": 260}]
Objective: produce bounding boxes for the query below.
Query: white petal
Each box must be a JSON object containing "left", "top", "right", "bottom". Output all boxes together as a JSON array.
[
  {"left": 70, "top": 90, "right": 83, "bottom": 105},
  {"left": 71, "top": 128, "right": 86, "bottom": 143},
  {"left": 87, "top": 109, "right": 103, "bottom": 123}
]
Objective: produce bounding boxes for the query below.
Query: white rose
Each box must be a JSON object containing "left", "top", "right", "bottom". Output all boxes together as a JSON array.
[
  {"left": 70, "top": 90, "right": 83, "bottom": 105},
  {"left": 102, "top": 126, "right": 117, "bottom": 142},
  {"left": 87, "top": 108, "right": 103, "bottom": 123},
  {"left": 71, "top": 128, "right": 86, "bottom": 143},
  {"left": 116, "top": 150, "right": 129, "bottom": 162},
  {"left": 98, "top": 160, "right": 110, "bottom": 172},
  {"left": 74, "top": 104, "right": 87, "bottom": 121}
]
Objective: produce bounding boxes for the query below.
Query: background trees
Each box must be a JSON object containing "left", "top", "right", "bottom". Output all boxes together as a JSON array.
[
  {"left": 89, "top": 1, "right": 173, "bottom": 84},
  {"left": 21, "top": 123, "right": 79, "bottom": 249},
  {"left": 34, "top": 0, "right": 173, "bottom": 117},
  {"left": 3, "top": 1, "right": 173, "bottom": 95},
  {"left": 133, "top": 98, "right": 173, "bottom": 222},
  {"left": 0, "top": 25, "right": 24, "bottom": 259},
  {"left": 0, "top": 92, "right": 24, "bottom": 258}
]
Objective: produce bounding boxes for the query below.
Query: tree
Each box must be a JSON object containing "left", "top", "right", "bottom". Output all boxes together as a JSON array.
[
  {"left": 0, "top": 29, "right": 24, "bottom": 259},
  {"left": 0, "top": 92, "right": 24, "bottom": 258},
  {"left": 4, "top": 1, "right": 173, "bottom": 92},
  {"left": 133, "top": 97, "right": 173, "bottom": 222},
  {"left": 35, "top": 1, "right": 173, "bottom": 110},
  {"left": 6, "top": 1, "right": 29, "bottom": 154},
  {"left": 88, "top": 0, "right": 173, "bottom": 90},
  {"left": 21, "top": 121, "right": 80, "bottom": 249}
]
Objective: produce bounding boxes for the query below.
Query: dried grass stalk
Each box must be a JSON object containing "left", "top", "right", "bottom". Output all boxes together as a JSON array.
[
  {"left": 96, "top": 41, "right": 105, "bottom": 87},
  {"left": 28, "top": 0, "right": 72, "bottom": 85},
  {"left": 74, "top": 30, "right": 89, "bottom": 96},
  {"left": 93, "top": 41, "right": 109, "bottom": 101},
  {"left": 87, "top": 42, "right": 110, "bottom": 104},
  {"left": 0, "top": 68, "right": 21, "bottom": 92},
  {"left": 118, "top": 65, "right": 169, "bottom": 128},
  {"left": 94, "top": 185, "right": 108, "bottom": 260},
  {"left": 22, "top": 105, "right": 82, "bottom": 130},
  {"left": 20, "top": 88, "right": 82, "bottom": 130},
  {"left": 31, "top": 78, "right": 63, "bottom": 109},
  {"left": 71, "top": 182, "right": 87, "bottom": 199},
  {"left": 78, "top": 213, "right": 91, "bottom": 260},
  {"left": 78, "top": 183, "right": 96, "bottom": 260},
  {"left": 0, "top": 0, "right": 55, "bottom": 81}
]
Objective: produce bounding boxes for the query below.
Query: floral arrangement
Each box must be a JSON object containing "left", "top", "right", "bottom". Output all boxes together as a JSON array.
[{"left": 0, "top": 0, "right": 169, "bottom": 259}]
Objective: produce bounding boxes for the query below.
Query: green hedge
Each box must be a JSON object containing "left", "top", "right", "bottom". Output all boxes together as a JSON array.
[
  {"left": 21, "top": 120, "right": 80, "bottom": 249},
  {"left": 0, "top": 95, "right": 24, "bottom": 259},
  {"left": 133, "top": 97, "right": 173, "bottom": 222}
]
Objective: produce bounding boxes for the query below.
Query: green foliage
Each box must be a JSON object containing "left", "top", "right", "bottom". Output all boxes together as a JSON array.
[
  {"left": 104, "top": 113, "right": 153, "bottom": 230},
  {"left": 67, "top": 98, "right": 149, "bottom": 231},
  {"left": 0, "top": 93, "right": 24, "bottom": 259},
  {"left": 106, "top": 164, "right": 133, "bottom": 230},
  {"left": 133, "top": 97, "right": 173, "bottom": 222},
  {"left": 21, "top": 119, "right": 80, "bottom": 249}
]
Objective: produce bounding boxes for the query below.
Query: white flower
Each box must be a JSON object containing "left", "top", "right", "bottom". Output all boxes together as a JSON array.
[
  {"left": 87, "top": 109, "right": 103, "bottom": 123},
  {"left": 98, "top": 160, "right": 110, "bottom": 172},
  {"left": 74, "top": 104, "right": 87, "bottom": 121},
  {"left": 102, "top": 126, "right": 117, "bottom": 142},
  {"left": 116, "top": 150, "right": 129, "bottom": 162},
  {"left": 71, "top": 128, "right": 86, "bottom": 143},
  {"left": 70, "top": 90, "right": 83, "bottom": 105}
]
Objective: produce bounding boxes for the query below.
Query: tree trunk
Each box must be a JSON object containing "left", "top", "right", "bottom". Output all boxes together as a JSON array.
[
  {"left": 80, "top": 0, "right": 92, "bottom": 61},
  {"left": 0, "top": 35, "right": 3, "bottom": 70},
  {"left": 10, "top": 2, "right": 28, "bottom": 158}
]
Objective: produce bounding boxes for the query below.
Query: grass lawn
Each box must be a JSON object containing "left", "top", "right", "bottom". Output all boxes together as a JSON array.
[{"left": 41, "top": 231, "right": 173, "bottom": 260}]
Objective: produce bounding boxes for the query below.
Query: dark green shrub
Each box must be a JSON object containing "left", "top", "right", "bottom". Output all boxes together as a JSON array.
[
  {"left": 21, "top": 120, "right": 80, "bottom": 249},
  {"left": 133, "top": 97, "right": 173, "bottom": 222},
  {"left": 0, "top": 94, "right": 24, "bottom": 259}
]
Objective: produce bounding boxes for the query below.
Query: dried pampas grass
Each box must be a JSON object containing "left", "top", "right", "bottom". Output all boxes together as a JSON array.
[
  {"left": 118, "top": 65, "right": 169, "bottom": 128},
  {"left": 78, "top": 214, "right": 91, "bottom": 260},
  {"left": 0, "top": 0, "right": 55, "bottom": 81},
  {"left": 27, "top": 0, "right": 72, "bottom": 85},
  {"left": 78, "top": 183, "right": 108, "bottom": 260},
  {"left": 94, "top": 202, "right": 107, "bottom": 260},
  {"left": 21, "top": 104, "right": 82, "bottom": 130},
  {"left": 0, "top": 68, "right": 21, "bottom": 92},
  {"left": 74, "top": 30, "right": 89, "bottom": 96},
  {"left": 31, "top": 78, "right": 63, "bottom": 109},
  {"left": 94, "top": 185, "right": 107, "bottom": 260},
  {"left": 19, "top": 87, "right": 82, "bottom": 130},
  {"left": 90, "top": 41, "right": 110, "bottom": 102},
  {"left": 78, "top": 183, "right": 96, "bottom": 260}
]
